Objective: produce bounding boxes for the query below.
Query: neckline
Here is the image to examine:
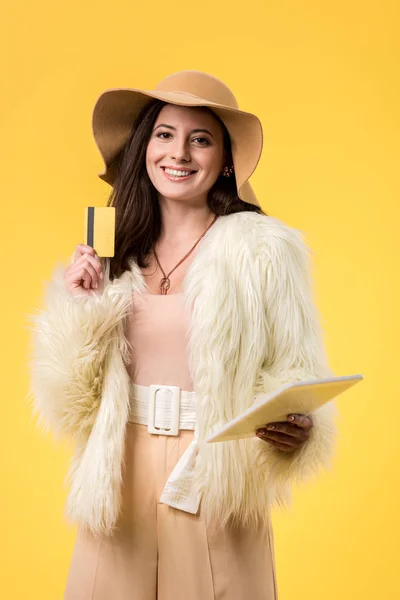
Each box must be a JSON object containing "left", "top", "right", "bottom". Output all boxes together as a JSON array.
[{"left": 136, "top": 214, "right": 224, "bottom": 295}]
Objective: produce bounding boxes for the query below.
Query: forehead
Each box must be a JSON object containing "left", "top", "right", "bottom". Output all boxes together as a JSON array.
[{"left": 155, "top": 104, "right": 222, "bottom": 134}]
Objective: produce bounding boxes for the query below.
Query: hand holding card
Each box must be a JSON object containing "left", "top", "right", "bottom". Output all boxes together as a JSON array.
[
  {"left": 64, "top": 245, "right": 104, "bottom": 297},
  {"left": 63, "top": 206, "right": 115, "bottom": 297}
]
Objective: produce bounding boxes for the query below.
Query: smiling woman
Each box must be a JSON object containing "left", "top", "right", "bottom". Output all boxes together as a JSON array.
[
  {"left": 104, "top": 96, "right": 264, "bottom": 282},
  {"left": 28, "top": 70, "right": 338, "bottom": 600},
  {"left": 146, "top": 105, "right": 225, "bottom": 197}
]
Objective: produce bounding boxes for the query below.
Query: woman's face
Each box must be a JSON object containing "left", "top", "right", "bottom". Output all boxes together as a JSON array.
[{"left": 146, "top": 104, "right": 225, "bottom": 204}]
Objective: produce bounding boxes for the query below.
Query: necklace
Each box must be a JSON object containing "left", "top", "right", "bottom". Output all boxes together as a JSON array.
[{"left": 152, "top": 213, "right": 219, "bottom": 295}]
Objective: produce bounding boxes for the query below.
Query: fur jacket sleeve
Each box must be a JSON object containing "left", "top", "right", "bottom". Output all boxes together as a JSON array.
[
  {"left": 25, "top": 253, "right": 135, "bottom": 440},
  {"left": 184, "top": 213, "right": 339, "bottom": 526},
  {"left": 253, "top": 221, "right": 339, "bottom": 508}
]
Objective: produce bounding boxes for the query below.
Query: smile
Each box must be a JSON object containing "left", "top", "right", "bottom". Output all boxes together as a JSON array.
[{"left": 161, "top": 167, "right": 197, "bottom": 181}]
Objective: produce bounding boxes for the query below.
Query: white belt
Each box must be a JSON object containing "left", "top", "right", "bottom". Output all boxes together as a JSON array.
[{"left": 128, "top": 383, "right": 201, "bottom": 514}]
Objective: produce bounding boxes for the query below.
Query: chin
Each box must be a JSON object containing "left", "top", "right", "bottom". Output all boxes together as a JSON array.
[{"left": 155, "top": 185, "right": 205, "bottom": 202}]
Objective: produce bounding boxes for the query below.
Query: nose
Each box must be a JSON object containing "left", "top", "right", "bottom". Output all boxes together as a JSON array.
[{"left": 169, "top": 136, "right": 190, "bottom": 162}]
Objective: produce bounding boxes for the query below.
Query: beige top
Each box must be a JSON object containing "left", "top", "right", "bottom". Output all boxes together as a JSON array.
[
  {"left": 125, "top": 231, "right": 208, "bottom": 393},
  {"left": 125, "top": 292, "right": 194, "bottom": 392}
]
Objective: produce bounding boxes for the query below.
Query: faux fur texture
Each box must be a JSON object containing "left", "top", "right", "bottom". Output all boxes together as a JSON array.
[
  {"left": 185, "top": 213, "right": 339, "bottom": 526},
  {"left": 26, "top": 211, "right": 339, "bottom": 534},
  {"left": 25, "top": 253, "right": 146, "bottom": 533}
]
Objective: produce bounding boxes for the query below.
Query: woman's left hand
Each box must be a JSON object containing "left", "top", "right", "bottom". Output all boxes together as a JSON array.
[{"left": 256, "top": 414, "right": 313, "bottom": 453}]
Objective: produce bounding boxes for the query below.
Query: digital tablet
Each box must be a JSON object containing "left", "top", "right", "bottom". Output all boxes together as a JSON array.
[{"left": 206, "top": 374, "right": 363, "bottom": 443}]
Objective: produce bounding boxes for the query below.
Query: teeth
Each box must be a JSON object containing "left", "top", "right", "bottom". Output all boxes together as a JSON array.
[{"left": 164, "top": 168, "right": 193, "bottom": 177}]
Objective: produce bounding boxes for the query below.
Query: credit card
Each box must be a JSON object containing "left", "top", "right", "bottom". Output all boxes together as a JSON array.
[{"left": 84, "top": 206, "right": 115, "bottom": 257}]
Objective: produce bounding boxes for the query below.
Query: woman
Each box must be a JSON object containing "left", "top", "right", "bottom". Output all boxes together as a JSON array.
[{"left": 27, "top": 70, "right": 338, "bottom": 600}]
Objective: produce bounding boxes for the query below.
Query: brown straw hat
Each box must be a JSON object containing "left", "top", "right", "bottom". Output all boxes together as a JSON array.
[{"left": 92, "top": 70, "right": 263, "bottom": 207}]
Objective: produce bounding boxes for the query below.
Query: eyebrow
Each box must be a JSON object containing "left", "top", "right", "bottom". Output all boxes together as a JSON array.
[{"left": 153, "top": 124, "right": 215, "bottom": 139}]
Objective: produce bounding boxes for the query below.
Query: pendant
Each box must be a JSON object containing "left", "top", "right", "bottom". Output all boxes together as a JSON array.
[{"left": 160, "top": 277, "right": 171, "bottom": 295}]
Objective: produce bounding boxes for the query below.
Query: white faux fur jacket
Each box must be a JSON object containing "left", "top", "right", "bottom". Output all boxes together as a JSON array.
[{"left": 26, "top": 211, "right": 338, "bottom": 536}]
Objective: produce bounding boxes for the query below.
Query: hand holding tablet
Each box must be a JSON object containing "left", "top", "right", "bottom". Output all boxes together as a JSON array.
[
  {"left": 206, "top": 374, "right": 363, "bottom": 444},
  {"left": 255, "top": 413, "right": 315, "bottom": 452}
]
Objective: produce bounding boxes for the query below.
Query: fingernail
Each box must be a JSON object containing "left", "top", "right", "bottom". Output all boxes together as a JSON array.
[
  {"left": 94, "top": 282, "right": 98, "bottom": 288},
  {"left": 288, "top": 415, "right": 295, "bottom": 422},
  {"left": 257, "top": 428, "right": 266, "bottom": 435},
  {"left": 267, "top": 424, "right": 275, "bottom": 430},
  {"left": 100, "top": 272, "right": 104, "bottom": 279}
]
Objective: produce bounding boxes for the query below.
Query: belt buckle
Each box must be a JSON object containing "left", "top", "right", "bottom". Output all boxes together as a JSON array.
[{"left": 148, "top": 385, "right": 180, "bottom": 436}]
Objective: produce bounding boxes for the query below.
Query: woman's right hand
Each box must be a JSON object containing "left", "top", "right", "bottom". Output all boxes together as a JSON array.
[{"left": 64, "top": 244, "right": 105, "bottom": 297}]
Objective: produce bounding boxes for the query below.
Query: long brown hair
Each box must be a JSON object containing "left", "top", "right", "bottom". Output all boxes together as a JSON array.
[{"left": 105, "top": 99, "right": 266, "bottom": 280}]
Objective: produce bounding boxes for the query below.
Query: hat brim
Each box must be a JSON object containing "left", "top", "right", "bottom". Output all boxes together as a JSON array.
[{"left": 92, "top": 88, "right": 263, "bottom": 207}]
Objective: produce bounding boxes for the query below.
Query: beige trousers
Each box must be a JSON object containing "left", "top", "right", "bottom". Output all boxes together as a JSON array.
[{"left": 63, "top": 422, "right": 278, "bottom": 600}]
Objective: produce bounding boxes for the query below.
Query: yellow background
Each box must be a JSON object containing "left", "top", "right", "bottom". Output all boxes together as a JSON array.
[{"left": 1, "top": 1, "right": 399, "bottom": 598}]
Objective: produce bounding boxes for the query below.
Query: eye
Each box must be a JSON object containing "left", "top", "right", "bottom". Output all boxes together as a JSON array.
[
  {"left": 156, "top": 132, "right": 172, "bottom": 139},
  {"left": 192, "top": 137, "right": 210, "bottom": 146}
]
